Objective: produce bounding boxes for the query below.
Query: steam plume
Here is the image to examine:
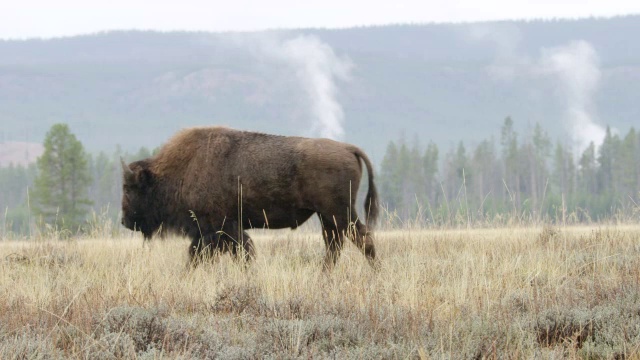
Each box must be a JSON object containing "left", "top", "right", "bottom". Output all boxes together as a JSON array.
[
  {"left": 231, "top": 33, "right": 352, "bottom": 140},
  {"left": 541, "top": 40, "right": 605, "bottom": 154},
  {"left": 469, "top": 25, "right": 607, "bottom": 153},
  {"left": 278, "top": 35, "right": 352, "bottom": 140}
]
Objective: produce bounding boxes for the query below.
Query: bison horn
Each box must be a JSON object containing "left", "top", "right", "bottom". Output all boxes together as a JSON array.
[{"left": 120, "top": 157, "right": 134, "bottom": 176}]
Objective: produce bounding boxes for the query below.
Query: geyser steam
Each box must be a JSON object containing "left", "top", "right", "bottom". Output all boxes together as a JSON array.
[{"left": 541, "top": 40, "right": 606, "bottom": 154}]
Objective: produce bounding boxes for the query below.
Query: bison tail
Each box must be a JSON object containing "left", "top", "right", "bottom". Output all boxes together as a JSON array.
[{"left": 354, "top": 148, "right": 379, "bottom": 227}]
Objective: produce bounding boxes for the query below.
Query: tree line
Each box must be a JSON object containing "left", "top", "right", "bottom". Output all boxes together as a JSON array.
[
  {"left": 1, "top": 119, "right": 639, "bottom": 236},
  {"left": 379, "top": 117, "right": 640, "bottom": 225}
]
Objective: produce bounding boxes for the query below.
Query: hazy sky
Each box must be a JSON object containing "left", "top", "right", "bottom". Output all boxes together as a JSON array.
[{"left": 2, "top": 0, "right": 640, "bottom": 39}]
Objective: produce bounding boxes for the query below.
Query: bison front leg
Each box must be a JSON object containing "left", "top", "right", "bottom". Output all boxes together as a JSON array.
[
  {"left": 187, "top": 233, "right": 221, "bottom": 268},
  {"left": 188, "top": 236, "right": 206, "bottom": 267},
  {"left": 319, "top": 215, "right": 344, "bottom": 271}
]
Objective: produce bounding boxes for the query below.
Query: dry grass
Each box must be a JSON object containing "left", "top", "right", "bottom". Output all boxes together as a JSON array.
[{"left": 1, "top": 224, "right": 640, "bottom": 358}]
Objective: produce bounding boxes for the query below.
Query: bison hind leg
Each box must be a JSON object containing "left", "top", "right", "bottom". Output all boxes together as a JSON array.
[
  {"left": 349, "top": 220, "right": 378, "bottom": 270},
  {"left": 318, "top": 213, "right": 378, "bottom": 271},
  {"left": 219, "top": 222, "right": 255, "bottom": 264}
]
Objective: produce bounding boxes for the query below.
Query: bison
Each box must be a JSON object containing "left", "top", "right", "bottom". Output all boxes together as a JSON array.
[{"left": 121, "top": 126, "right": 379, "bottom": 270}]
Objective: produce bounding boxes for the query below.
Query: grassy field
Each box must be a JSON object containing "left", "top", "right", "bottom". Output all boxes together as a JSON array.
[{"left": 1, "top": 224, "right": 640, "bottom": 359}]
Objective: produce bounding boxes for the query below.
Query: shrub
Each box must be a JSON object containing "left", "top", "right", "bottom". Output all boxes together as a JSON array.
[
  {"left": 210, "top": 284, "right": 263, "bottom": 315},
  {"left": 0, "top": 332, "right": 64, "bottom": 359}
]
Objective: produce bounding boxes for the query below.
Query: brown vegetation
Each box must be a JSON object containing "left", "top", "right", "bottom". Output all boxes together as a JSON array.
[{"left": 1, "top": 225, "right": 640, "bottom": 358}]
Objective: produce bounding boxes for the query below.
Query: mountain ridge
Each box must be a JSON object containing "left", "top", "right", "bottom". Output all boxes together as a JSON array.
[{"left": 1, "top": 16, "right": 639, "bottom": 164}]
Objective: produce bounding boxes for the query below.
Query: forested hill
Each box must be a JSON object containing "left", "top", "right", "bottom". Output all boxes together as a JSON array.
[{"left": 1, "top": 16, "right": 640, "bottom": 163}]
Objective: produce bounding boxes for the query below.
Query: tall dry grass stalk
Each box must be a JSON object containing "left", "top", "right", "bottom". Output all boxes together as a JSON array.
[{"left": 1, "top": 224, "right": 640, "bottom": 358}]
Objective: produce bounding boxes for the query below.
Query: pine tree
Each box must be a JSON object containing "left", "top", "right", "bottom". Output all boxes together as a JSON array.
[
  {"left": 89, "top": 151, "right": 119, "bottom": 214},
  {"left": 454, "top": 141, "right": 469, "bottom": 193},
  {"left": 33, "top": 123, "right": 92, "bottom": 231},
  {"left": 397, "top": 141, "right": 413, "bottom": 217},
  {"left": 471, "top": 139, "right": 499, "bottom": 213},
  {"left": 422, "top": 142, "right": 439, "bottom": 206},
  {"left": 380, "top": 141, "right": 402, "bottom": 211},
  {"left": 597, "top": 126, "right": 616, "bottom": 194},
  {"left": 619, "top": 128, "right": 638, "bottom": 198},
  {"left": 635, "top": 129, "right": 640, "bottom": 201},
  {"left": 577, "top": 142, "right": 598, "bottom": 217},
  {"left": 531, "top": 122, "right": 552, "bottom": 211},
  {"left": 0, "top": 163, "right": 35, "bottom": 234},
  {"left": 552, "top": 141, "right": 576, "bottom": 202},
  {"left": 501, "top": 117, "right": 520, "bottom": 208}
]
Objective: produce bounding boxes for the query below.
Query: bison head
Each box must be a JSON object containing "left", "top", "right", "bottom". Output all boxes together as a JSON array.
[{"left": 121, "top": 158, "right": 158, "bottom": 239}]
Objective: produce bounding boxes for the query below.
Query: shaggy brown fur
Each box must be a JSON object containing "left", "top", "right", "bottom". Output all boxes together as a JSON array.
[{"left": 121, "top": 126, "right": 379, "bottom": 269}]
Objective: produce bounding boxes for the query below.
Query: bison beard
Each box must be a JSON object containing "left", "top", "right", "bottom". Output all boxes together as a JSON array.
[{"left": 121, "top": 126, "right": 379, "bottom": 270}]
